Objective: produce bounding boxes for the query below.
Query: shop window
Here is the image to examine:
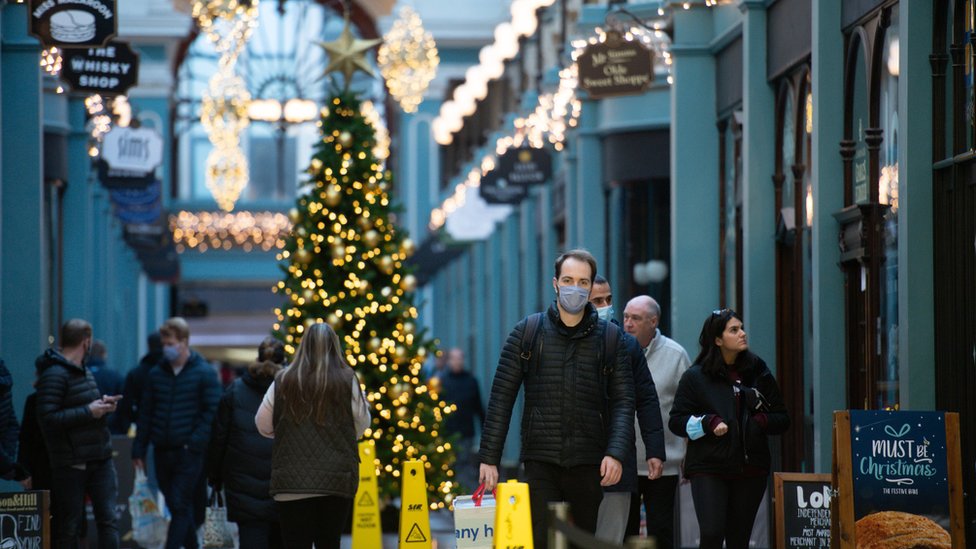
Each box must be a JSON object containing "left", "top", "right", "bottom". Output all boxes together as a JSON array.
[{"left": 719, "top": 111, "right": 743, "bottom": 311}]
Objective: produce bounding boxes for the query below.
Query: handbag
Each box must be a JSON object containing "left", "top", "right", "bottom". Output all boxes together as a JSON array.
[
  {"left": 453, "top": 484, "right": 496, "bottom": 549},
  {"left": 203, "top": 489, "right": 235, "bottom": 548}
]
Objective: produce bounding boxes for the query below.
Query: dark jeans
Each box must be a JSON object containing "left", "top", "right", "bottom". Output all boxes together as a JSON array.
[
  {"left": 523, "top": 461, "right": 603, "bottom": 549},
  {"left": 51, "top": 458, "right": 119, "bottom": 549},
  {"left": 690, "top": 475, "right": 767, "bottom": 549},
  {"left": 237, "top": 520, "right": 283, "bottom": 549},
  {"left": 626, "top": 474, "right": 680, "bottom": 549},
  {"left": 155, "top": 447, "right": 205, "bottom": 549},
  {"left": 276, "top": 496, "right": 351, "bottom": 549}
]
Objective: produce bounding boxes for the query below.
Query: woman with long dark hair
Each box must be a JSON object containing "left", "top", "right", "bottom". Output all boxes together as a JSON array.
[
  {"left": 255, "top": 323, "right": 370, "bottom": 549},
  {"left": 669, "top": 309, "right": 790, "bottom": 549},
  {"left": 208, "top": 337, "right": 287, "bottom": 549}
]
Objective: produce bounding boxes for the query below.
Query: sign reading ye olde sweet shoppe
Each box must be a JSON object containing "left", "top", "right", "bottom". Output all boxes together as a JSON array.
[{"left": 577, "top": 30, "right": 654, "bottom": 100}]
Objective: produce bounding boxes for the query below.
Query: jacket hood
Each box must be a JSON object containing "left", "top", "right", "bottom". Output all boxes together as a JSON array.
[
  {"left": 37, "top": 348, "right": 83, "bottom": 373},
  {"left": 242, "top": 369, "right": 274, "bottom": 392},
  {"left": 546, "top": 300, "right": 598, "bottom": 338}
]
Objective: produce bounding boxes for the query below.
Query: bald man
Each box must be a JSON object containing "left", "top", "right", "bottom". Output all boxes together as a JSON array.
[{"left": 623, "top": 296, "right": 690, "bottom": 549}]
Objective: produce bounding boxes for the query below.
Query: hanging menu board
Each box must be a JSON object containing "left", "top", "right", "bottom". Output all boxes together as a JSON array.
[
  {"left": 832, "top": 410, "right": 966, "bottom": 548},
  {"left": 773, "top": 473, "right": 831, "bottom": 548}
]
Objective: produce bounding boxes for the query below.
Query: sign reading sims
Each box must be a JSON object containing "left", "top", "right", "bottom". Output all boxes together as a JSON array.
[
  {"left": 30, "top": 0, "right": 117, "bottom": 48},
  {"left": 60, "top": 41, "right": 139, "bottom": 96},
  {"left": 101, "top": 127, "right": 163, "bottom": 174},
  {"left": 497, "top": 147, "right": 552, "bottom": 187},
  {"left": 849, "top": 410, "right": 950, "bottom": 533},
  {"left": 577, "top": 30, "right": 654, "bottom": 100}
]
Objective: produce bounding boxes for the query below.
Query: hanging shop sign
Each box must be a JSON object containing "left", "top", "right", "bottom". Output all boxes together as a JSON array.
[
  {"left": 59, "top": 41, "right": 139, "bottom": 96},
  {"left": 29, "top": 0, "right": 117, "bottom": 48},
  {"left": 831, "top": 410, "right": 965, "bottom": 548},
  {"left": 110, "top": 181, "right": 162, "bottom": 225},
  {"left": 97, "top": 159, "right": 155, "bottom": 190},
  {"left": 497, "top": 146, "right": 552, "bottom": 187},
  {"left": 101, "top": 126, "right": 162, "bottom": 173},
  {"left": 479, "top": 170, "right": 528, "bottom": 205},
  {"left": 577, "top": 30, "right": 654, "bottom": 100}
]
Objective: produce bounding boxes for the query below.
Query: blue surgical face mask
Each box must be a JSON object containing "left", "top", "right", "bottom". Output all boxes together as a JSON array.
[
  {"left": 596, "top": 305, "right": 614, "bottom": 322},
  {"left": 557, "top": 285, "right": 589, "bottom": 314},
  {"left": 162, "top": 344, "right": 181, "bottom": 363}
]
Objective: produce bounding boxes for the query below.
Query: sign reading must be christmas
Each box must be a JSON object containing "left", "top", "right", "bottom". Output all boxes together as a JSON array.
[
  {"left": 29, "top": 0, "right": 117, "bottom": 48},
  {"left": 577, "top": 30, "right": 654, "bottom": 100},
  {"left": 59, "top": 41, "right": 139, "bottom": 96}
]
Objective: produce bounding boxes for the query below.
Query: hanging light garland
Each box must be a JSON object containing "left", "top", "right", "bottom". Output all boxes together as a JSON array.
[
  {"left": 171, "top": 210, "right": 291, "bottom": 252},
  {"left": 377, "top": 6, "right": 439, "bottom": 113},
  {"left": 194, "top": 0, "right": 259, "bottom": 211}
]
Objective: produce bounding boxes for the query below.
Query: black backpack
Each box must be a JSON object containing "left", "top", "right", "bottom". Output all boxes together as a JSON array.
[{"left": 518, "top": 312, "right": 620, "bottom": 400}]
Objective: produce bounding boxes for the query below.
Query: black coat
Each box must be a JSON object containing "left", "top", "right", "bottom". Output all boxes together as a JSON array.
[
  {"left": 132, "top": 351, "right": 221, "bottom": 459},
  {"left": 669, "top": 356, "right": 790, "bottom": 476},
  {"left": 0, "top": 361, "right": 26, "bottom": 481},
  {"left": 207, "top": 372, "right": 277, "bottom": 523},
  {"left": 117, "top": 352, "right": 161, "bottom": 435},
  {"left": 439, "top": 370, "right": 485, "bottom": 440},
  {"left": 18, "top": 393, "right": 51, "bottom": 489},
  {"left": 480, "top": 302, "right": 635, "bottom": 468},
  {"left": 606, "top": 331, "right": 665, "bottom": 494},
  {"left": 35, "top": 349, "right": 113, "bottom": 467}
]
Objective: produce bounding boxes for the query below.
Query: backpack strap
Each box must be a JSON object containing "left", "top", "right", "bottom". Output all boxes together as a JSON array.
[{"left": 519, "top": 313, "right": 545, "bottom": 377}]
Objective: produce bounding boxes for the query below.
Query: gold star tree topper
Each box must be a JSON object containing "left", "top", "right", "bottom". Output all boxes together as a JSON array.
[{"left": 318, "top": 15, "right": 382, "bottom": 87}]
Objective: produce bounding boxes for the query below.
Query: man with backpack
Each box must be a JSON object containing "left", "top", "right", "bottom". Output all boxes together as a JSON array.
[{"left": 479, "top": 249, "right": 635, "bottom": 549}]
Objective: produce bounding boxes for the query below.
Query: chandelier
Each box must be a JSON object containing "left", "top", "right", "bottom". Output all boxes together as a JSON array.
[{"left": 377, "top": 6, "right": 438, "bottom": 114}]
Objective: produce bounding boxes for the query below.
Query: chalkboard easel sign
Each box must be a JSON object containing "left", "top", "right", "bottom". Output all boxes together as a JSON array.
[
  {"left": 774, "top": 473, "right": 831, "bottom": 548},
  {"left": 832, "top": 410, "right": 966, "bottom": 549},
  {"left": 0, "top": 490, "right": 50, "bottom": 548}
]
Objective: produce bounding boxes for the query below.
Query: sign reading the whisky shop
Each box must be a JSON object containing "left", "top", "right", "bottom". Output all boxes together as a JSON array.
[
  {"left": 578, "top": 30, "right": 654, "bottom": 100},
  {"left": 60, "top": 41, "right": 139, "bottom": 96},
  {"left": 30, "top": 0, "right": 117, "bottom": 48}
]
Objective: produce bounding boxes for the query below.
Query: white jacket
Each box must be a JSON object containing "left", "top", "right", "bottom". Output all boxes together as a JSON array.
[{"left": 635, "top": 329, "right": 690, "bottom": 477}]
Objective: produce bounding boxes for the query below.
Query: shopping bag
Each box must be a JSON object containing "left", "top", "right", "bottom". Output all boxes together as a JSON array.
[
  {"left": 454, "top": 484, "right": 495, "bottom": 549},
  {"left": 129, "top": 469, "right": 167, "bottom": 548},
  {"left": 203, "top": 490, "right": 234, "bottom": 548}
]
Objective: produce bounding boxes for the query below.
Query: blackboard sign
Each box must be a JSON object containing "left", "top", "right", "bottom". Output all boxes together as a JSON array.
[
  {"left": 0, "top": 490, "right": 50, "bottom": 548},
  {"left": 832, "top": 411, "right": 965, "bottom": 549},
  {"left": 479, "top": 170, "right": 527, "bottom": 205},
  {"left": 774, "top": 473, "right": 831, "bottom": 548},
  {"left": 29, "top": 0, "right": 117, "bottom": 48},
  {"left": 497, "top": 147, "right": 552, "bottom": 187},
  {"left": 60, "top": 41, "right": 139, "bottom": 96}
]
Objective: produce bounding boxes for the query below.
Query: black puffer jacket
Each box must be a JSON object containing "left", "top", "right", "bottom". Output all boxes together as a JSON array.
[
  {"left": 669, "top": 356, "right": 789, "bottom": 476},
  {"left": 132, "top": 351, "right": 221, "bottom": 459},
  {"left": 480, "top": 302, "right": 635, "bottom": 468},
  {"left": 0, "top": 360, "right": 27, "bottom": 480},
  {"left": 207, "top": 371, "right": 277, "bottom": 523},
  {"left": 35, "top": 349, "right": 112, "bottom": 467}
]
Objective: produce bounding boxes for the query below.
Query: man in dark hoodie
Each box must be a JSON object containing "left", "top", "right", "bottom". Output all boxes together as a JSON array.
[
  {"left": 36, "top": 319, "right": 120, "bottom": 549},
  {"left": 117, "top": 332, "right": 163, "bottom": 435},
  {"left": 87, "top": 341, "right": 126, "bottom": 435},
  {"left": 132, "top": 317, "right": 221, "bottom": 549}
]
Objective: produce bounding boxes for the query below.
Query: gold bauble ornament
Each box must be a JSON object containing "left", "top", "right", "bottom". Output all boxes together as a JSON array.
[
  {"left": 294, "top": 248, "right": 312, "bottom": 264},
  {"left": 427, "top": 375, "right": 441, "bottom": 392},
  {"left": 379, "top": 256, "right": 394, "bottom": 274},
  {"left": 417, "top": 346, "right": 428, "bottom": 358},
  {"left": 363, "top": 230, "right": 380, "bottom": 248},
  {"left": 403, "top": 322, "right": 415, "bottom": 335},
  {"left": 303, "top": 289, "right": 314, "bottom": 302},
  {"left": 309, "top": 158, "right": 323, "bottom": 172},
  {"left": 304, "top": 318, "right": 316, "bottom": 329},
  {"left": 288, "top": 208, "right": 301, "bottom": 224},
  {"left": 400, "top": 238, "right": 416, "bottom": 256},
  {"left": 338, "top": 131, "right": 353, "bottom": 148},
  {"left": 357, "top": 217, "right": 373, "bottom": 230},
  {"left": 324, "top": 187, "right": 342, "bottom": 207},
  {"left": 388, "top": 383, "right": 403, "bottom": 400},
  {"left": 400, "top": 274, "right": 417, "bottom": 292},
  {"left": 381, "top": 286, "right": 392, "bottom": 298},
  {"left": 369, "top": 337, "right": 382, "bottom": 352},
  {"left": 332, "top": 244, "right": 346, "bottom": 260},
  {"left": 326, "top": 312, "right": 341, "bottom": 327},
  {"left": 395, "top": 345, "right": 408, "bottom": 360},
  {"left": 296, "top": 226, "right": 307, "bottom": 237},
  {"left": 396, "top": 406, "right": 408, "bottom": 419}
]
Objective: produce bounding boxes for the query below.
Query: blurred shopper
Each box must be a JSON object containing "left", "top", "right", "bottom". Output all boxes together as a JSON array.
[
  {"left": 132, "top": 317, "right": 221, "bottom": 549},
  {"left": 438, "top": 348, "right": 485, "bottom": 493},
  {"left": 669, "top": 309, "right": 790, "bottom": 549},
  {"left": 18, "top": 358, "right": 50, "bottom": 491},
  {"left": 479, "top": 250, "right": 635, "bottom": 549},
  {"left": 623, "top": 296, "right": 691, "bottom": 548},
  {"left": 208, "top": 337, "right": 286, "bottom": 549},
  {"left": 588, "top": 279, "right": 665, "bottom": 545},
  {"left": 36, "top": 319, "right": 120, "bottom": 549},
  {"left": 87, "top": 340, "right": 127, "bottom": 434},
  {"left": 118, "top": 332, "right": 164, "bottom": 434},
  {"left": 256, "top": 323, "right": 370, "bottom": 549},
  {"left": 0, "top": 359, "right": 29, "bottom": 487}
]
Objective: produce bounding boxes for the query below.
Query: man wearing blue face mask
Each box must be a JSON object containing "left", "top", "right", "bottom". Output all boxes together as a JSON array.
[
  {"left": 132, "top": 317, "right": 221, "bottom": 549},
  {"left": 479, "top": 249, "right": 636, "bottom": 549},
  {"left": 589, "top": 277, "right": 665, "bottom": 544}
]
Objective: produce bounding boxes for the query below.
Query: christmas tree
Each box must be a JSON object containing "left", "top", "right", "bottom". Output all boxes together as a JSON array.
[{"left": 272, "top": 89, "right": 459, "bottom": 509}]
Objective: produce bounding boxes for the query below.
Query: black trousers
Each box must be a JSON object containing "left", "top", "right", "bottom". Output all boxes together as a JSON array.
[
  {"left": 523, "top": 461, "right": 603, "bottom": 549},
  {"left": 276, "top": 496, "right": 351, "bottom": 549},
  {"left": 237, "top": 520, "right": 283, "bottom": 549},
  {"left": 689, "top": 475, "right": 767, "bottom": 549},
  {"left": 626, "top": 474, "right": 679, "bottom": 549}
]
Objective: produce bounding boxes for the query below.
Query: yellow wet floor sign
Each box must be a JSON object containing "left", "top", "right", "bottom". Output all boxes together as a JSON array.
[
  {"left": 352, "top": 441, "right": 382, "bottom": 549},
  {"left": 399, "top": 460, "right": 431, "bottom": 548},
  {"left": 494, "top": 480, "right": 532, "bottom": 549}
]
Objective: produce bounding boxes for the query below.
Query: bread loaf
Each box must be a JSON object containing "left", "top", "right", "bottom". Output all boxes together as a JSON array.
[{"left": 855, "top": 511, "right": 951, "bottom": 549}]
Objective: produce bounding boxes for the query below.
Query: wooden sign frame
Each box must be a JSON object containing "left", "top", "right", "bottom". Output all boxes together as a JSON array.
[
  {"left": 773, "top": 472, "right": 831, "bottom": 549},
  {"left": 832, "top": 411, "right": 966, "bottom": 548}
]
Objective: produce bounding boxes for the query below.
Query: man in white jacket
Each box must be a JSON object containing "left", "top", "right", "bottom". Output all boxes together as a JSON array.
[{"left": 623, "top": 296, "right": 691, "bottom": 549}]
